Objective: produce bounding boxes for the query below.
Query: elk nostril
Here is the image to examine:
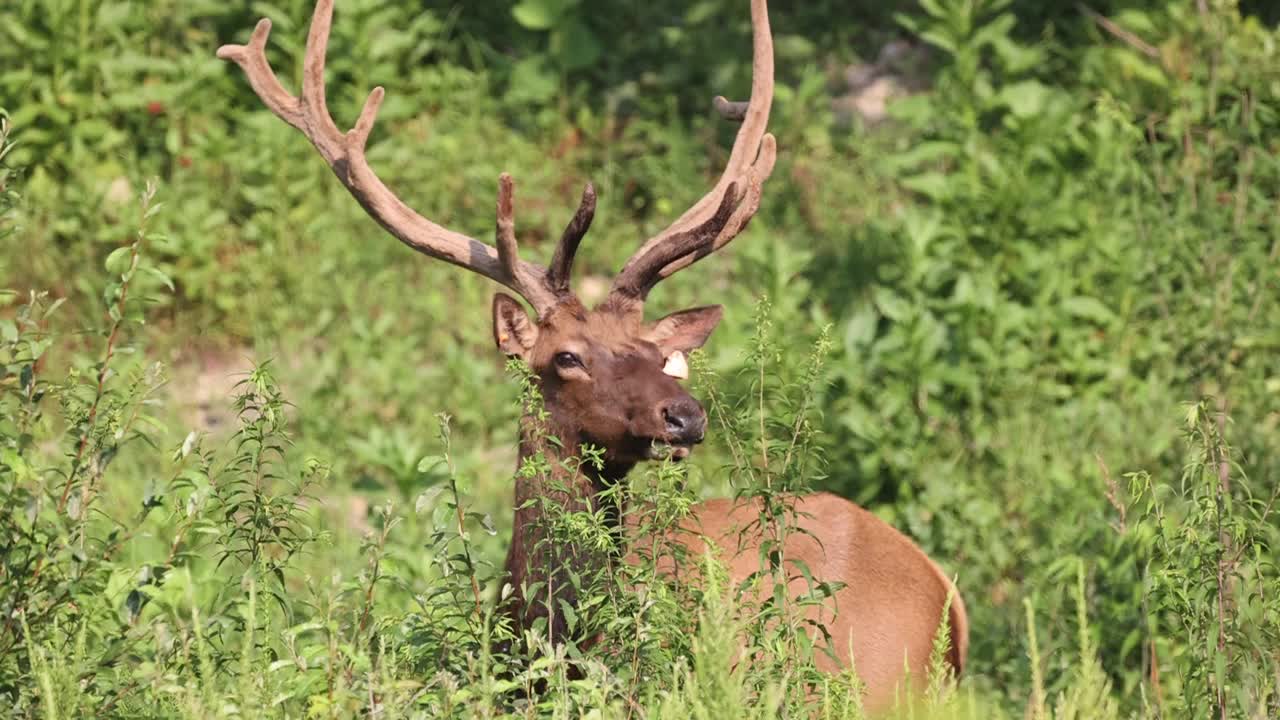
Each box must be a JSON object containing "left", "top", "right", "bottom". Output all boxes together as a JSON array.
[
  {"left": 663, "top": 407, "right": 686, "bottom": 433},
  {"left": 662, "top": 400, "right": 706, "bottom": 443}
]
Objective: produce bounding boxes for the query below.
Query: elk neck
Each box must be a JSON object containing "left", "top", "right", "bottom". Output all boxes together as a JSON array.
[
  {"left": 501, "top": 412, "right": 634, "bottom": 640},
  {"left": 511, "top": 415, "right": 635, "bottom": 532}
]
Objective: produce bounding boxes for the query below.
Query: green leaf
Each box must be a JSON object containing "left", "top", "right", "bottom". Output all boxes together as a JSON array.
[
  {"left": 507, "top": 56, "right": 558, "bottom": 104},
  {"left": 180, "top": 431, "right": 197, "bottom": 458},
  {"left": 415, "top": 486, "right": 444, "bottom": 515},
  {"left": 884, "top": 140, "right": 958, "bottom": 173},
  {"left": 553, "top": 18, "right": 601, "bottom": 71},
  {"left": 105, "top": 245, "right": 133, "bottom": 274},
  {"left": 1061, "top": 296, "right": 1116, "bottom": 325},
  {"left": 843, "top": 306, "right": 878, "bottom": 350},
  {"left": 919, "top": 28, "right": 957, "bottom": 55},
  {"left": 900, "top": 172, "right": 949, "bottom": 201},
  {"left": 998, "top": 81, "right": 1051, "bottom": 119},
  {"left": 989, "top": 35, "right": 1043, "bottom": 74},
  {"left": 0, "top": 449, "right": 28, "bottom": 477},
  {"left": 143, "top": 266, "right": 175, "bottom": 292},
  {"left": 416, "top": 455, "right": 446, "bottom": 474},
  {"left": 775, "top": 34, "right": 817, "bottom": 62},
  {"left": 512, "top": 0, "right": 571, "bottom": 30},
  {"left": 872, "top": 286, "right": 911, "bottom": 321},
  {"left": 558, "top": 598, "right": 578, "bottom": 632},
  {"left": 685, "top": 1, "right": 718, "bottom": 24}
]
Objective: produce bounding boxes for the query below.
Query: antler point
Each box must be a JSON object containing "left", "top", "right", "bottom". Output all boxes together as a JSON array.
[
  {"left": 713, "top": 96, "right": 749, "bottom": 122},
  {"left": 497, "top": 174, "right": 515, "bottom": 213},
  {"left": 249, "top": 18, "right": 273, "bottom": 48},
  {"left": 348, "top": 87, "right": 386, "bottom": 150}
]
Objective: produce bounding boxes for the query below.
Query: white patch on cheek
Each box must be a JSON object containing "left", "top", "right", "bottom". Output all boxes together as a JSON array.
[{"left": 662, "top": 351, "right": 689, "bottom": 380}]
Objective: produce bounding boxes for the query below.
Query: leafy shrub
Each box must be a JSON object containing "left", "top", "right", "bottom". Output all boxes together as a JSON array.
[{"left": 4, "top": 0, "right": 1280, "bottom": 716}]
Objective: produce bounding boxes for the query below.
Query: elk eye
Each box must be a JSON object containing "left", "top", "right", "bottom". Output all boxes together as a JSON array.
[
  {"left": 662, "top": 351, "right": 689, "bottom": 380},
  {"left": 554, "top": 351, "right": 583, "bottom": 370}
]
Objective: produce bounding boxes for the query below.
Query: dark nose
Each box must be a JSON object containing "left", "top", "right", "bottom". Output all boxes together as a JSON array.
[{"left": 661, "top": 397, "right": 707, "bottom": 444}]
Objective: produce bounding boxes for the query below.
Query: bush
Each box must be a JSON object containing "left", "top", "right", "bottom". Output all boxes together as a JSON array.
[{"left": 3, "top": 0, "right": 1280, "bottom": 717}]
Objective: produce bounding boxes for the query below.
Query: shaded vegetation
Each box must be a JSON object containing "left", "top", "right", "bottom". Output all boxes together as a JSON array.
[{"left": 2, "top": 0, "right": 1279, "bottom": 716}]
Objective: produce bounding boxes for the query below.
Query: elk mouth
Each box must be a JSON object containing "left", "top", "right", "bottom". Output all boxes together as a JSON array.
[{"left": 643, "top": 437, "right": 701, "bottom": 461}]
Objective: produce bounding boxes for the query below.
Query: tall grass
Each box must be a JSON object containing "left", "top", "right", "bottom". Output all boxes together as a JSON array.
[{"left": 3, "top": 0, "right": 1280, "bottom": 717}]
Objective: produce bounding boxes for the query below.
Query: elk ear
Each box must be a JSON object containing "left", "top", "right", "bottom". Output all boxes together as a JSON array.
[
  {"left": 643, "top": 305, "right": 724, "bottom": 355},
  {"left": 492, "top": 293, "right": 539, "bottom": 359}
]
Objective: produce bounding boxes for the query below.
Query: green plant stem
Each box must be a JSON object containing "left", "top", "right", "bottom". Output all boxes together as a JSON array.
[{"left": 56, "top": 236, "right": 138, "bottom": 515}]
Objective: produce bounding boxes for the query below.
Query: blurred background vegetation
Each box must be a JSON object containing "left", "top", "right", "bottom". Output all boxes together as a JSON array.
[{"left": 2, "top": 0, "right": 1280, "bottom": 716}]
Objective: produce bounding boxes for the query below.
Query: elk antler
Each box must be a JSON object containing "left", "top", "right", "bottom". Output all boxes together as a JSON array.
[
  {"left": 609, "top": 0, "right": 777, "bottom": 306},
  {"left": 219, "top": 0, "right": 771, "bottom": 316},
  {"left": 216, "top": 0, "right": 594, "bottom": 317},
  {"left": 548, "top": 183, "right": 597, "bottom": 294}
]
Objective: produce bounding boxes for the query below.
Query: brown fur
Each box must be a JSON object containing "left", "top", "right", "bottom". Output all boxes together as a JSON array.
[
  {"left": 494, "top": 296, "right": 968, "bottom": 712},
  {"left": 217, "top": 0, "right": 959, "bottom": 709},
  {"left": 663, "top": 495, "right": 967, "bottom": 713}
]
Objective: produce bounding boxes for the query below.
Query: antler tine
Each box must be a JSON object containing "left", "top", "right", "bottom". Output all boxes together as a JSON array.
[
  {"left": 611, "top": 183, "right": 741, "bottom": 301},
  {"left": 654, "top": 133, "right": 776, "bottom": 280},
  {"left": 609, "top": 0, "right": 776, "bottom": 306},
  {"left": 215, "top": 20, "right": 304, "bottom": 130},
  {"left": 547, "top": 183, "right": 597, "bottom": 293},
  {"left": 495, "top": 173, "right": 521, "bottom": 283},
  {"left": 217, "top": 0, "right": 561, "bottom": 315},
  {"left": 712, "top": 96, "right": 750, "bottom": 121}
]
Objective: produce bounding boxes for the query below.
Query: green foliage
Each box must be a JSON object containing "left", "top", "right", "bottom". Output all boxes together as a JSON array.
[
  {"left": 0, "top": 179, "right": 171, "bottom": 710},
  {"left": 0, "top": 113, "right": 18, "bottom": 242},
  {"left": 4, "top": 0, "right": 1280, "bottom": 716},
  {"left": 1127, "top": 401, "right": 1280, "bottom": 718}
]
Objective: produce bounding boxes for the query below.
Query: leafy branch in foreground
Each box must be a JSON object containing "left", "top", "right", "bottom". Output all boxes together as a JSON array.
[
  {"left": 1128, "top": 399, "right": 1280, "bottom": 719},
  {"left": 0, "top": 176, "right": 171, "bottom": 710},
  {"left": 0, "top": 112, "right": 18, "bottom": 242}
]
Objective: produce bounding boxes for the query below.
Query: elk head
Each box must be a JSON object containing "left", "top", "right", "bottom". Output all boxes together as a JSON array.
[
  {"left": 494, "top": 293, "right": 723, "bottom": 464},
  {"left": 217, "top": 0, "right": 776, "bottom": 468}
]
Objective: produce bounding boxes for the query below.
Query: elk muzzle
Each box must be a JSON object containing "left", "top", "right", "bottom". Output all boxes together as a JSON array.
[{"left": 652, "top": 396, "right": 707, "bottom": 459}]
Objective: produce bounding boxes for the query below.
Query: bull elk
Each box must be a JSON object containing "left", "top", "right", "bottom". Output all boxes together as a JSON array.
[{"left": 217, "top": 0, "right": 967, "bottom": 711}]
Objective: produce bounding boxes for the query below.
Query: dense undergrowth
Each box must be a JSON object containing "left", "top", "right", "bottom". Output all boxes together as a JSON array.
[{"left": 2, "top": 0, "right": 1280, "bottom": 717}]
